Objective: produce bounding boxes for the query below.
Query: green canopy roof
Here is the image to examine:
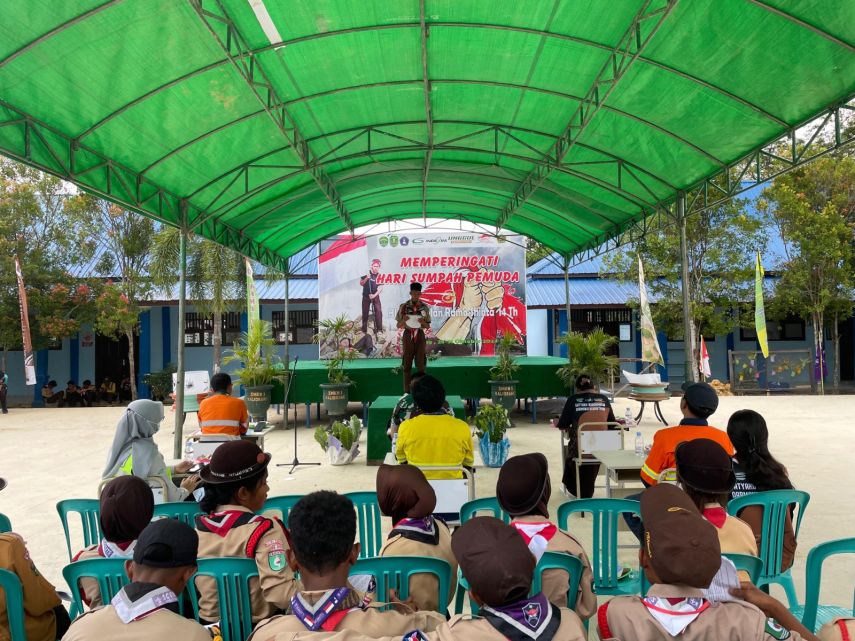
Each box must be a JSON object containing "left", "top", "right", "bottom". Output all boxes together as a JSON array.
[{"left": 2, "top": 0, "right": 854, "bottom": 270}]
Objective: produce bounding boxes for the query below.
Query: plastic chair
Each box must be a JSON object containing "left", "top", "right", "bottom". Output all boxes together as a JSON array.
[
  {"left": 419, "top": 466, "right": 475, "bottom": 525},
  {"left": 788, "top": 538, "right": 855, "bottom": 632},
  {"left": 153, "top": 501, "right": 204, "bottom": 526},
  {"left": 350, "top": 555, "right": 451, "bottom": 611},
  {"left": 57, "top": 499, "right": 102, "bottom": 561},
  {"left": 191, "top": 558, "right": 258, "bottom": 641},
  {"left": 344, "top": 492, "right": 383, "bottom": 558},
  {"left": 557, "top": 498, "right": 642, "bottom": 595},
  {"left": 459, "top": 497, "right": 511, "bottom": 524},
  {"left": 723, "top": 553, "right": 764, "bottom": 585},
  {"left": 727, "top": 489, "right": 810, "bottom": 608},
  {"left": 63, "top": 558, "right": 129, "bottom": 620},
  {"left": 261, "top": 495, "right": 303, "bottom": 526},
  {"left": 0, "top": 568, "right": 27, "bottom": 641},
  {"left": 0, "top": 513, "right": 11, "bottom": 533}
]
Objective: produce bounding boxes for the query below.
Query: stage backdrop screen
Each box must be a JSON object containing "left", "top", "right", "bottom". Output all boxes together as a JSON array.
[{"left": 318, "top": 233, "right": 526, "bottom": 358}]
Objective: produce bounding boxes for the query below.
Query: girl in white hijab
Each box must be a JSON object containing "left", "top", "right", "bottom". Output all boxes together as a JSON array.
[{"left": 102, "top": 399, "right": 200, "bottom": 502}]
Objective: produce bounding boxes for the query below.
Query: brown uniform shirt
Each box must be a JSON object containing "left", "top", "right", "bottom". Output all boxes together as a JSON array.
[
  {"left": 0, "top": 533, "right": 61, "bottom": 641},
  {"left": 434, "top": 608, "right": 587, "bottom": 641},
  {"left": 703, "top": 506, "right": 759, "bottom": 581},
  {"left": 195, "top": 504, "right": 298, "bottom": 623},
  {"left": 378, "top": 519, "right": 458, "bottom": 612},
  {"left": 61, "top": 601, "right": 211, "bottom": 641},
  {"left": 599, "top": 584, "right": 808, "bottom": 641},
  {"left": 510, "top": 515, "right": 597, "bottom": 620},
  {"left": 248, "top": 585, "right": 445, "bottom": 640}
]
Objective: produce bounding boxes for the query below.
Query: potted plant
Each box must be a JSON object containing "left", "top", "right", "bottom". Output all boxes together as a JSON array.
[
  {"left": 143, "top": 362, "right": 176, "bottom": 401},
  {"left": 314, "top": 315, "right": 358, "bottom": 415},
  {"left": 314, "top": 415, "right": 362, "bottom": 465},
  {"left": 224, "top": 319, "right": 286, "bottom": 421},
  {"left": 488, "top": 332, "right": 520, "bottom": 412},
  {"left": 556, "top": 328, "right": 620, "bottom": 390},
  {"left": 473, "top": 404, "right": 511, "bottom": 467}
]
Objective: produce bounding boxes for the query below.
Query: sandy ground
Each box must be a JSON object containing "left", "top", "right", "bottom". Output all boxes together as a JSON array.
[{"left": 1, "top": 394, "right": 854, "bottom": 614}]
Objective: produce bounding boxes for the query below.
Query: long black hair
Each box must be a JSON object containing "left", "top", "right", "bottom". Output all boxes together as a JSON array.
[
  {"left": 726, "top": 409, "right": 793, "bottom": 491},
  {"left": 199, "top": 469, "right": 266, "bottom": 514}
]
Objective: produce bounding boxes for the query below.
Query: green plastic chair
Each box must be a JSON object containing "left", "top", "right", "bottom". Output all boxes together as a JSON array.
[
  {"left": 788, "top": 538, "right": 855, "bottom": 632},
  {"left": 153, "top": 501, "right": 204, "bottom": 526},
  {"left": 57, "top": 499, "right": 102, "bottom": 561},
  {"left": 727, "top": 489, "right": 810, "bottom": 608},
  {"left": 0, "top": 568, "right": 27, "bottom": 641},
  {"left": 0, "top": 513, "right": 12, "bottom": 533},
  {"left": 350, "top": 555, "right": 451, "bottom": 611},
  {"left": 557, "top": 498, "right": 642, "bottom": 596},
  {"left": 459, "top": 497, "right": 511, "bottom": 524},
  {"left": 191, "top": 557, "right": 258, "bottom": 641},
  {"left": 63, "top": 558, "right": 129, "bottom": 619},
  {"left": 723, "top": 553, "right": 764, "bottom": 585},
  {"left": 262, "top": 495, "right": 303, "bottom": 526},
  {"left": 345, "top": 492, "right": 383, "bottom": 558}
]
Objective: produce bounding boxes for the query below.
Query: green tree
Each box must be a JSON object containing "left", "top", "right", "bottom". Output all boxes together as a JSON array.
[
  {"left": 526, "top": 238, "right": 554, "bottom": 267},
  {"left": 148, "top": 227, "right": 245, "bottom": 372},
  {"left": 760, "top": 156, "right": 855, "bottom": 393}
]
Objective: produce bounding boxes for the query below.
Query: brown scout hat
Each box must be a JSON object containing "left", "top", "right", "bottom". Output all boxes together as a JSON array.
[
  {"left": 451, "top": 516, "right": 535, "bottom": 606},
  {"left": 675, "top": 438, "right": 736, "bottom": 494},
  {"left": 199, "top": 440, "right": 271, "bottom": 485},
  {"left": 640, "top": 484, "right": 721, "bottom": 588},
  {"left": 496, "top": 453, "right": 551, "bottom": 518}
]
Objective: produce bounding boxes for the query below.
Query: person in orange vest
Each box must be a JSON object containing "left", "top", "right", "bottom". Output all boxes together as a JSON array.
[{"left": 197, "top": 372, "right": 248, "bottom": 437}]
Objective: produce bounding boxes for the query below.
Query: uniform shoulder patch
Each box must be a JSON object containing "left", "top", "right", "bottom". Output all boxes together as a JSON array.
[
  {"left": 765, "top": 618, "right": 791, "bottom": 640},
  {"left": 401, "top": 631, "right": 430, "bottom": 641}
]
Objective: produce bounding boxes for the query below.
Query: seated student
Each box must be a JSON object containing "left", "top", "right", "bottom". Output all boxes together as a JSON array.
[
  {"left": 0, "top": 477, "right": 70, "bottom": 641},
  {"left": 387, "top": 370, "right": 426, "bottom": 443},
  {"left": 79, "top": 380, "right": 97, "bottom": 407},
  {"left": 376, "top": 464, "right": 457, "bottom": 612},
  {"left": 249, "top": 491, "right": 445, "bottom": 639},
  {"left": 598, "top": 483, "right": 818, "bottom": 641},
  {"left": 441, "top": 516, "right": 587, "bottom": 640},
  {"left": 73, "top": 476, "right": 155, "bottom": 608},
  {"left": 42, "top": 380, "right": 62, "bottom": 405},
  {"left": 119, "top": 377, "right": 132, "bottom": 402},
  {"left": 99, "top": 377, "right": 117, "bottom": 405},
  {"left": 195, "top": 440, "right": 296, "bottom": 623},
  {"left": 819, "top": 619, "right": 855, "bottom": 641},
  {"left": 59, "top": 380, "right": 85, "bottom": 408},
  {"left": 395, "top": 375, "right": 474, "bottom": 480},
  {"left": 62, "top": 519, "right": 211, "bottom": 641},
  {"left": 675, "top": 438, "right": 758, "bottom": 579},
  {"left": 496, "top": 453, "right": 596, "bottom": 620},
  {"left": 197, "top": 372, "right": 249, "bottom": 437}
]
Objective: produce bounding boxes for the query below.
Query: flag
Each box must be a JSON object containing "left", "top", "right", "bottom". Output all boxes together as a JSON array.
[
  {"left": 699, "top": 335, "right": 711, "bottom": 380},
  {"left": 754, "top": 252, "right": 769, "bottom": 358},
  {"left": 638, "top": 256, "right": 664, "bottom": 365},
  {"left": 14, "top": 255, "right": 36, "bottom": 385},
  {"left": 245, "top": 257, "right": 260, "bottom": 326}
]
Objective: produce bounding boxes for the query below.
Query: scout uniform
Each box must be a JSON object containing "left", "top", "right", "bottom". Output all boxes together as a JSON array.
[
  {"left": 435, "top": 600, "right": 587, "bottom": 641},
  {"left": 395, "top": 289, "right": 431, "bottom": 392},
  {"left": 198, "top": 392, "right": 249, "bottom": 436}
]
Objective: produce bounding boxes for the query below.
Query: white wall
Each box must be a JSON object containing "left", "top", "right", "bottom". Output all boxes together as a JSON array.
[{"left": 526, "top": 309, "right": 548, "bottom": 356}]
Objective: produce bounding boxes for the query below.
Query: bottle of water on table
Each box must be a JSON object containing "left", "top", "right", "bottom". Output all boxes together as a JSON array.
[
  {"left": 635, "top": 431, "right": 644, "bottom": 457},
  {"left": 624, "top": 407, "right": 635, "bottom": 428},
  {"left": 184, "top": 439, "right": 193, "bottom": 459}
]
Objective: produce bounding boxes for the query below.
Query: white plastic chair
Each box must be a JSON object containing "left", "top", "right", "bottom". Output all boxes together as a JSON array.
[{"left": 418, "top": 466, "right": 475, "bottom": 526}]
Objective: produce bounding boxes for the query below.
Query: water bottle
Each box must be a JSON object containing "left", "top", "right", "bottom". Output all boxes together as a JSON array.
[
  {"left": 634, "top": 431, "right": 644, "bottom": 457},
  {"left": 624, "top": 407, "right": 635, "bottom": 428},
  {"left": 184, "top": 439, "right": 193, "bottom": 459}
]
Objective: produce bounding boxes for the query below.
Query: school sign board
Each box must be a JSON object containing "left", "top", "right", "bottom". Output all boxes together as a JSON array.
[{"left": 318, "top": 233, "right": 526, "bottom": 358}]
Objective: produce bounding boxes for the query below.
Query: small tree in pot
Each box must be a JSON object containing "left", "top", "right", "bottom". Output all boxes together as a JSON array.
[
  {"left": 473, "top": 404, "right": 511, "bottom": 467},
  {"left": 556, "top": 328, "right": 619, "bottom": 390},
  {"left": 488, "top": 332, "right": 521, "bottom": 412},
  {"left": 224, "top": 319, "right": 286, "bottom": 421},
  {"left": 314, "top": 315, "right": 358, "bottom": 415}
]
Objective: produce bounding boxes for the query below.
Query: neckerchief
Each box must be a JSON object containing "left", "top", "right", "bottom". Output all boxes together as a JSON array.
[
  {"left": 99, "top": 539, "right": 135, "bottom": 560},
  {"left": 481, "top": 593, "right": 560, "bottom": 641},
  {"left": 402, "top": 301, "right": 427, "bottom": 340},
  {"left": 195, "top": 510, "right": 259, "bottom": 537},
  {"left": 111, "top": 583, "right": 179, "bottom": 624},
  {"left": 510, "top": 521, "right": 557, "bottom": 562},
  {"left": 290, "top": 587, "right": 355, "bottom": 631},
  {"left": 390, "top": 516, "right": 440, "bottom": 545},
  {"left": 642, "top": 596, "right": 710, "bottom": 636},
  {"left": 703, "top": 506, "right": 727, "bottom": 529}
]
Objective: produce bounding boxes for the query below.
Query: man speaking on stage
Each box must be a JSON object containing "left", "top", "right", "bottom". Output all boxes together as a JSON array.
[{"left": 395, "top": 282, "right": 431, "bottom": 392}]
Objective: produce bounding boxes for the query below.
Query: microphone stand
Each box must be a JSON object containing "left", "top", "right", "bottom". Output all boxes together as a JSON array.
[{"left": 275, "top": 356, "right": 321, "bottom": 474}]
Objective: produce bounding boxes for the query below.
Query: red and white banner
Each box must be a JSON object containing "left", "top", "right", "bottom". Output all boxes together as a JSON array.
[
  {"left": 699, "top": 335, "right": 711, "bottom": 380},
  {"left": 14, "top": 254, "right": 36, "bottom": 385}
]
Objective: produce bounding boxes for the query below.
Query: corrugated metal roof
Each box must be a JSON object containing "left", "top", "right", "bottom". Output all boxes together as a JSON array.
[
  {"left": 256, "top": 278, "right": 318, "bottom": 301},
  {"left": 528, "top": 253, "right": 608, "bottom": 276},
  {"left": 527, "top": 278, "right": 637, "bottom": 307}
]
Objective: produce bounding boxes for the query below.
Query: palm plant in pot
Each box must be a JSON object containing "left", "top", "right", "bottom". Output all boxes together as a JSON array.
[
  {"left": 556, "top": 328, "right": 619, "bottom": 390},
  {"left": 488, "top": 332, "right": 521, "bottom": 412},
  {"left": 314, "top": 315, "right": 358, "bottom": 415},
  {"left": 224, "top": 319, "right": 286, "bottom": 421},
  {"left": 473, "top": 404, "right": 511, "bottom": 467}
]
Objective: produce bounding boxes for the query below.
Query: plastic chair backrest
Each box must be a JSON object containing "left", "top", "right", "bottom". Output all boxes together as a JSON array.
[
  {"left": 420, "top": 466, "right": 475, "bottom": 525},
  {"left": 0, "top": 568, "right": 27, "bottom": 641},
  {"left": 723, "top": 553, "right": 764, "bottom": 584},
  {"left": 344, "top": 492, "right": 383, "bottom": 558},
  {"left": 192, "top": 558, "right": 258, "bottom": 641},
  {"left": 531, "top": 552, "right": 585, "bottom": 610},
  {"left": 262, "top": 495, "right": 303, "bottom": 526},
  {"left": 557, "top": 498, "right": 641, "bottom": 592},
  {"left": 351, "top": 555, "right": 451, "bottom": 609},
  {"left": 800, "top": 537, "right": 855, "bottom": 632},
  {"left": 153, "top": 502, "right": 204, "bottom": 526},
  {"left": 57, "top": 499, "right": 102, "bottom": 561},
  {"left": 727, "top": 490, "right": 810, "bottom": 579},
  {"left": 63, "top": 558, "right": 129, "bottom": 619},
  {"left": 460, "top": 497, "right": 511, "bottom": 524},
  {"left": 0, "top": 513, "right": 11, "bottom": 533}
]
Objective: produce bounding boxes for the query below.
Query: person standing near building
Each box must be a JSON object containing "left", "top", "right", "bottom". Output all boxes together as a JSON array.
[
  {"left": 0, "top": 370, "right": 7, "bottom": 414},
  {"left": 396, "top": 282, "right": 431, "bottom": 392},
  {"left": 359, "top": 258, "right": 384, "bottom": 334},
  {"left": 197, "top": 372, "right": 249, "bottom": 436}
]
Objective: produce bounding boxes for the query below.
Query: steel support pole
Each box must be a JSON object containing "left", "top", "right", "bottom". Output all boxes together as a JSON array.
[
  {"left": 283, "top": 272, "right": 290, "bottom": 367},
  {"left": 173, "top": 225, "right": 188, "bottom": 459},
  {"left": 564, "top": 258, "right": 572, "bottom": 334},
  {"left": 678, "top": 192, "right": 697, "bottom": 385}
]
